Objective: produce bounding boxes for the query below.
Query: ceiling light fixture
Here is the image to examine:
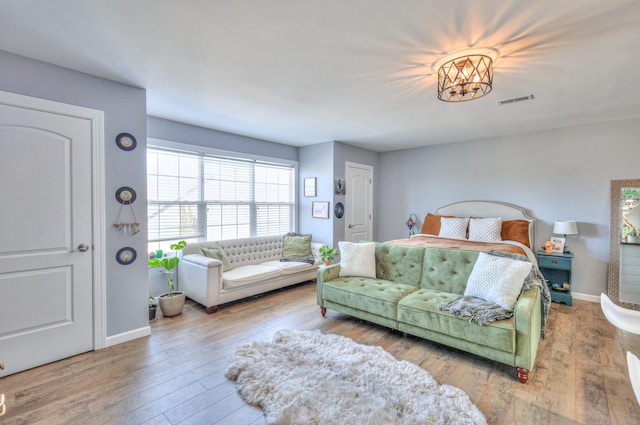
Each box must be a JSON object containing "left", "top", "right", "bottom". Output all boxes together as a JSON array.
[{"left": 437, "top": 54, "right": 493, "bottom": 102}]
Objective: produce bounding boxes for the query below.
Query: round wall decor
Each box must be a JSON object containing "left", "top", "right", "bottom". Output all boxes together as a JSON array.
[
  {"left": 334, "top": 202, "right": 344, "bottom": 219},
  {"left": 115, "top": 186, "right": 137, "bottom": 204},
  {"left": 116, "top": 133, "right": 137, "bottom": 151},
  {"left": 116, "top": 247, "right": 137, "bottom": 265}
]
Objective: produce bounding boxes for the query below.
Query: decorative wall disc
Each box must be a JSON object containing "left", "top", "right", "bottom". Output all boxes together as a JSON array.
[
  {"left": 334, "top": 202, "right": 344, "bottom": 219},
  {"left": 116, "top": 247, "right": 137, "bottom": 265},
  {"left": 116, "top": 132, "right": 137, "bottom": 151},
  {"left": 115, "top": 186, "right": 137, "bottom": 204}
]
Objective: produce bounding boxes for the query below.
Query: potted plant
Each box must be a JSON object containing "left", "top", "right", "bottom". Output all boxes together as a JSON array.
[
  {"left": 319, "top": 246, "right": 337, "bottom": 266},
  {"left": 148, "top": 240, "right": 187, "bottom": 317},
  {"left": 148, "top": 296, "right": 157, "bottom": 321},
  {"left": 624, "top": 225, "right": 640, "bottom": 244}
]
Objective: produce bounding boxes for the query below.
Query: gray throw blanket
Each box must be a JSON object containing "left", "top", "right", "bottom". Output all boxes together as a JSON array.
[{"left": 439, "top": 251, "right": 551, "bottom": 339}]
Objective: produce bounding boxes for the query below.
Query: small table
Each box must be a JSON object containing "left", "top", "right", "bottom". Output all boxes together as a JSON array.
[{"left": 537, "top": 251, "right": 573, "bottom": 306}]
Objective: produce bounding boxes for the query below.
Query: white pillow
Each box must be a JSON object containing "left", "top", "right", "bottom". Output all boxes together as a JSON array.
[
  {"left": 464, "top": 252, "right": 532, "bottom": 310},
  {"left": 468, "top": 217, "right": 503, "bottom": 242},
  {"left": 438, "top": 217, "right": 469, "bottom": 240},
  {"left": 338, "top": 241, "right": 376, "bottom": 278}
]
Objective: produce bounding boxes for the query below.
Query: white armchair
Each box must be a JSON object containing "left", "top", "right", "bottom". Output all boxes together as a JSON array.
[{"left": 600, "top": 293, "right": 640, "bottom": 404}]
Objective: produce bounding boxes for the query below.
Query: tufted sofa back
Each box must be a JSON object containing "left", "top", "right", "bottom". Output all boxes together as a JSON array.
[
  {"left": 420, "top": 248, "right": 479, "bottom": 295},
  {"left": 375, "top": 243, "right": 425, "bottom": 287},
  {"left": 181, "top": 235, "right": 285, "bottom": 267}
]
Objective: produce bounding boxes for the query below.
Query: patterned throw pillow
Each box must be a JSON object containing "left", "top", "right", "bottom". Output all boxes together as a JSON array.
[
  {"left": 438, "top": 217, "right": 469, "bottom": 239},
  {"left": 464, "top": 252, "right": 532, "bottom": 310},
  {"left": 468, "top": 217, "right": 503, "bottom": 242}
]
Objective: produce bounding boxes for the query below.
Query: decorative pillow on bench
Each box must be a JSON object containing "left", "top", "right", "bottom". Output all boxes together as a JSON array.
[
  {"left": 338, "top": 241, "right": 376, "bottom": 278},
  {"left": 464, "top": 252, "right": 532, "bottom": 310},
  {"left": 201, "top": 244, "right": 233, "bottom": 272},
  {"left": 282, "top": 233, "right": 313, "bottom": 258}
]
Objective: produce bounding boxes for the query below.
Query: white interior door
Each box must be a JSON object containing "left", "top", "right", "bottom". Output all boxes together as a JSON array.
[
  {"left": 345, "top": 162, "right": 373, "bottom": 242},
  {"left": 0, "top": 98, "right": 94, "bottom": 377}
]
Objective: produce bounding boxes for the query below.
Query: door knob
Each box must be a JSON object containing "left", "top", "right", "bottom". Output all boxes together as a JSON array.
[
  {"left": 348, "top": 224, "right": 354, "bottom": 229},
  {"left": 69, "top": 243, "right": 90, "bottom": 253}
]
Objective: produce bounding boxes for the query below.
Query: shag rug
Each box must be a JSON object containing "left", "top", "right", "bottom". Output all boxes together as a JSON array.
[{"left": 225, "top": 329, "right": 487, "bottom": 425}]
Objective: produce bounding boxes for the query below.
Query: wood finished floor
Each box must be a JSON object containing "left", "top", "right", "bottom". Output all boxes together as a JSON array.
[{"left": 1, "top": 281, "right": 640, "bottom": 425}]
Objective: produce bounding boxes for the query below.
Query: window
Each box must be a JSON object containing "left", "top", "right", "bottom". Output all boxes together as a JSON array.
[{"left": 147, "top": 142, "right": 296, "bottom": 252}]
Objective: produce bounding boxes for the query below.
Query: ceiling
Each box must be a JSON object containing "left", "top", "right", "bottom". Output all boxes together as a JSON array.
[{"left": 1, "top": 0, "right": 639, "bottom": 152}]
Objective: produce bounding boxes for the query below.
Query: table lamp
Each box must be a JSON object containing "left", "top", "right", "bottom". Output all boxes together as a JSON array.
[{"left": 553, "top": 220, "right": 579, "bottom": 253}]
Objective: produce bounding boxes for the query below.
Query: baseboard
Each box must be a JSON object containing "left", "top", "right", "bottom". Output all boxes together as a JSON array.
[
  {"left": 571, "top": 292, "right": 600, "bottom": 303},
  {"left": 105, "top": 325, "right": 151, "bottom": 348}
]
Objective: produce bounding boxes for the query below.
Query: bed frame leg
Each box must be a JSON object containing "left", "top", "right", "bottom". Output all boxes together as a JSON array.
[
  {"left": 320, "top": 306, "right": 326, "bottom": 317},
  {"left": 206, "top": 305, "right": 219, "bottom": 314},
  {"left": 517, "top": 367, "right": 529, "bottom": 384}
]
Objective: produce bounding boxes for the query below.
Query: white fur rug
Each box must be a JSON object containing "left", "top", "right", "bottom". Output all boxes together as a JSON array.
[{"left": 226, "top": 329, "right": 487, "bottom": 425}]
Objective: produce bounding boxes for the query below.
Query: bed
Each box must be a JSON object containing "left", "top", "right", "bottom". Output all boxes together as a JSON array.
[{"left": 387, "top": 200, "right": 537, "bottom": 264}]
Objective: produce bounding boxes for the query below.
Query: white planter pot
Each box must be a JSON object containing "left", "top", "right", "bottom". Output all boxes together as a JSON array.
[
  {"left": 158, "top": 292, "right": 185, "bottom": 317},
  {"left": 629, "top": 236, "right": 640, "bottom": 244}
]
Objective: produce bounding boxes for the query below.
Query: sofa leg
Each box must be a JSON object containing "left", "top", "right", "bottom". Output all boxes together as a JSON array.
[
  {"left": 516, "top": 367, "right": 529, "bottom": 384},
  {"left": 320, "top": 306, "right": 326, "bottom": 317},
  {"left": 206, "top": 305, "right": 219, "bottom": 314}
]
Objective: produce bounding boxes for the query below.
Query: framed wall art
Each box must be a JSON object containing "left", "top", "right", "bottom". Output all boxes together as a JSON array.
[
  {"left": 335, "top": 178, "right": 345, "bottom": 195},
  {"left": 304, "top": 177, "right": 316, "bottom": 197},
  {"left": 312, "top": 201, "right": 330, "bottom": 219},
  {"left": 550, "top": 236, "right": 565, "bottom": 254}
]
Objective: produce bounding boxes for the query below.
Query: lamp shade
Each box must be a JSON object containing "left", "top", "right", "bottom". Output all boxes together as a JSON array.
[{"left": 553, "top": 221, "right": 579, "bottom": 236}]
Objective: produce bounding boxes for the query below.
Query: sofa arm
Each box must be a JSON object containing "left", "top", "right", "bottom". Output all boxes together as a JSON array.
[
  {"left": 514, "top": 285, "right": 542, "bottom": 372},
  {"left": 317, "top": 263, "right": 341, "bottom": 306},
  {"left": 177, "top": 253, "right": 224, "bottom": 309}
]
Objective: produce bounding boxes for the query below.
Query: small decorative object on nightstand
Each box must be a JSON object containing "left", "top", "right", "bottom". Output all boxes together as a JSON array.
[{"left": 537, "top": 250, "right": 573, "bottom": 306}]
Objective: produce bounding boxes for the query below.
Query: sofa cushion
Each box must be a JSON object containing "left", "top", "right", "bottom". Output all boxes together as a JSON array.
[
  {"left": 262, "top": 260, "right": 315, "bottom": 275},
  {"left": 375, "top": 243, "right": 424, "bottom": 287},
  {"left": 464, "top": 252, "right": 532, "bottom": 310},
  {"left": 282, "top": 234, "right": 312, "bottom": 258},
  {"left": 323, "top": 277, "right": 418, "bottom": 320},
  {"left": 201, "top": 244, "right": 232, "bottom": 272},
  {"left": 420, "top": 248, "right": 479, "bottom": 294},
  {"left": 222, "top": 265, "right": 282, "bottom": 289},
  {"left": 338, "top": 241, "right": 376, "bottom": 278},
  {"left": 397, "top": 289, "right": 515, "bottom": 353}
]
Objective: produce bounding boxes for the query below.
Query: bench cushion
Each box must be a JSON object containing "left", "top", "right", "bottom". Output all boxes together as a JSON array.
[
  {"left": 397, "top": 288, "right": 515, "bottom": 353},
  {"left": 262, "top": 260, "right": 316, "bottom": 275},
  {"left": 223, "top": 265, "right": 282, "bottom": 289},
  {"left": 323, "top": 278, "right": 418, "bottom": 320}
]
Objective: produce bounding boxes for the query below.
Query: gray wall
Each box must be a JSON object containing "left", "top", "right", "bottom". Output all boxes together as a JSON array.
[
  {"left": 376, "top": 117, "right": 640, "bottom": 298},
  {"left": 147, "top": 116, "right": 298, "bottom": 162},
  {"left": 298, "top": 142, "right": 334, "bottom": 246},
  {"left": 0, "top": 50, "right": 148, "bottom": 337}
]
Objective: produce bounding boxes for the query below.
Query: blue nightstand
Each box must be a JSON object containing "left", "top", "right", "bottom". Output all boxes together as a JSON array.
[{"left": 537, "top": 251, "right": 573, "bottom": 306}]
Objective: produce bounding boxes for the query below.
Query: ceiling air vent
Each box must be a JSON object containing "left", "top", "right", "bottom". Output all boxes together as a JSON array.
[{"left": 496, "top": 94, "right": 534, "bottom": 106}]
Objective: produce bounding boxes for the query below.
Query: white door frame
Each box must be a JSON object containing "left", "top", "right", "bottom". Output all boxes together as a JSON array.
[{"left": 0, "top": 90, "right": 107, "bottom": 350}]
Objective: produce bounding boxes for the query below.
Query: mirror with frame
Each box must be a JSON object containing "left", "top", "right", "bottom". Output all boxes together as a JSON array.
[{"left": 609, "top": 179, "right": 640, "bottom": 310}]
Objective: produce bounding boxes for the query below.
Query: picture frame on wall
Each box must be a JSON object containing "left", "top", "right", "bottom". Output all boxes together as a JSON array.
[
  {"left": 335, "top": 178, "right": 345, "bottom": 195},
  {"left": 312, "top": 201, "right": 330, "bottom": 219},
  {"left": 550, "top": 236, "right": 565, "bottom": 254},
  {"left": 304, "top": 177, "right": 316, "bottom": 197}
]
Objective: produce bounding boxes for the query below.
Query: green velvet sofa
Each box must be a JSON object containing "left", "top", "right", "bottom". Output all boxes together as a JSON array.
[{"left": 317, "top": 242, "right": 542, "bottom": 383}]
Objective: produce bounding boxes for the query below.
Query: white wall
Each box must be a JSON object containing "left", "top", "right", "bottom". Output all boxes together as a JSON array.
[{"left": 376, "top": 117, "right": 640, "bottom": 298}]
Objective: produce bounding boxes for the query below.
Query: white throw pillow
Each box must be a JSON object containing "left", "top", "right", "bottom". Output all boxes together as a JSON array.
[
  {"left": 438, "top": 217, "right": 469, "bottom": 240},
  {"left": 338, "top": 241, "right": 376, "bottom": 278},
  {"left": 464, "top": 252, "right": 532, "bottom": 310},
  {"left": 468, "top": 217, "right": 503, "bottom": 242}
]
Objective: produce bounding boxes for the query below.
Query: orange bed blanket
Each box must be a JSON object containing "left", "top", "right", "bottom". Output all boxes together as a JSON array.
[{"left": 386, "top": 235, "right": 529, "bottom": 257}]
